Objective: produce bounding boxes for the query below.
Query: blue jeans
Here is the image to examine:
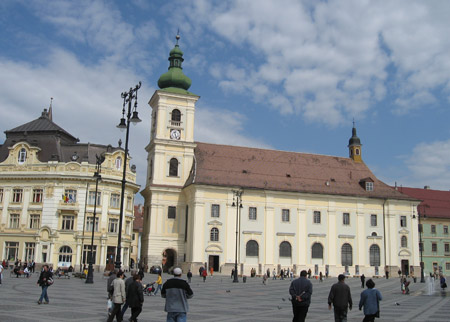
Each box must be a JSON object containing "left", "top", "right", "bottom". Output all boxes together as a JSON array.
[
  {"left": 39, "top": 285, "right": 49, "bottom": 303},
  {"left": 121, "top": 301, "right": 129, "bottom": 316},
  {"left": 154, "top": 284, "right": 162, "bottom": 295},
  {"left": 167, "top": 312, "right": 187, "bottom": 322}
]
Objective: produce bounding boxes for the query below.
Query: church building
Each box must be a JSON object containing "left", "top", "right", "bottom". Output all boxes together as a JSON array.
[{"left": 141, "top": 36, "right": 421, "bottom": 277}]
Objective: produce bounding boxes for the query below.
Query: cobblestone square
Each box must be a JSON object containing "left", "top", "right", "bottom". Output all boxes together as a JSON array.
[{"left": 0, "top": 271, "right": 449, "bottom": 321}]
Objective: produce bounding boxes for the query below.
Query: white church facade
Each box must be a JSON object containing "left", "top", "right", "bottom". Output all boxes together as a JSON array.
[{"left": 141, "top": 36, "right": 420, "bottom": 277}]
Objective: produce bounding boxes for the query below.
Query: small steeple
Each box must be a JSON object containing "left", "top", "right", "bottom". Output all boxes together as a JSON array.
[
  {"left": 157, "top": 32, "right": 192, "bottom": 94},
  {"left": 348, "top": 120, "right": 362, "bottom": 162}
]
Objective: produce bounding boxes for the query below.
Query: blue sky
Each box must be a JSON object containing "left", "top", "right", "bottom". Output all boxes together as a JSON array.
[{"left": 1, "top": 0, "right": 450, "bottom": 203}]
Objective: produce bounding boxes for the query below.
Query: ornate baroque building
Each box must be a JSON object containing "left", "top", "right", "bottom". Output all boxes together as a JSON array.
[
  {"left": 141, "top": 37, "right": 421, "bottom": 277},
  {"left": 0, "top": 110, "right": 139, "bottom": 270}
]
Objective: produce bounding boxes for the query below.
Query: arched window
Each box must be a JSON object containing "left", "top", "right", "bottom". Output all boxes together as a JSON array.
[
  {"left": 356, "top": 148, "right": 360, "bottom": 155},
  {"left": 401, "top": 236, "right": 407, "bottom": 248},
  {"left": 369, "top": 244, "right": 380, "bottom": 266},
  {"left": 171, "top": 109, "right": 181, "bottom": 122},
  {"left": 115, "top": 157, "right": 122, "bottom": 170},
  {"left": 59, "top": 246, "right": 73, "bottom": 263},
  {"left": 312, "top": 242, "right": 323, "bottom": 259},
  {"left": 371, "top": 232, "right": 377, "bottom": 236},
  {"left": 341, "top": 243, "right": 353, "bottom": 266},
  {"left": 246, "top": 240, "right": 259, "bottom": 257},
  {"left": 169, "top": 158, "right": 178, "bottom": 177},
  {"left": 18, "top": 148, "right": 27, "bottom": 164},
  {"left": 279, "top": 241, "right": 292, "bottom": 257},
  {"left": 210, "top": 228, "right": 219, "bottom": 241}
]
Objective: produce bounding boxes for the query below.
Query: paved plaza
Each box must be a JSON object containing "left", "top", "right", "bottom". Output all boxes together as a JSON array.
[{"left": 0, "top": 270, "right": 449, "bottom": 321}]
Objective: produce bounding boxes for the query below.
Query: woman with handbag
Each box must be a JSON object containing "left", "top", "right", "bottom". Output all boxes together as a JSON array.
[
  {"left": 107, "top": 270, "right": 126, "bottom": 322},
  {"left": 37, "top": 264, "right": 53, "bottom": 304},
  {"left": 359, "top": 279, "right": 382, "bottom": 322}
]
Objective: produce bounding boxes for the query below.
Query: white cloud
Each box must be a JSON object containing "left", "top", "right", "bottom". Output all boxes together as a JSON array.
[
  {"left": 174, "top": 0, "right": 450, "bottom": 125},
  {"left": 403, "top": 139, "right": 450, "bottom": 190}
]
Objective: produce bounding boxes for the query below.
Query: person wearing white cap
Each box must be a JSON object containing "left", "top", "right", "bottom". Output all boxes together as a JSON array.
[{"left": 161, "top": 267, "right": 194, "bottom": 322}]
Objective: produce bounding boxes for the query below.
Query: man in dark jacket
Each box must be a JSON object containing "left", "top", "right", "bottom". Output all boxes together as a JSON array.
[
  {"left": 328, "top": 274, "right": 352, "bottom": 322},
  {"left": 289, "top": 270, "right": 313, "bottom": 322},
  {"left": 37, "top": 264, "right": 53, "bottom": 304},
  {"left": 126, "top": 275, "right": 144, "bottom": 322},
  {"left": 121, "top": 274, "right": 136, "bottom": 317},
  {"left": 162, "top": 267, "right": 194, "bottom": 321}
]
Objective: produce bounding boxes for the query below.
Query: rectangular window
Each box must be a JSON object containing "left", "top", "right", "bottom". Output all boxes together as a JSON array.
[
  {"left": 168, "top": 206, "right": 176, "bottom": 219},
  {"left": 432, "top": 243, "right": 437, "bottom": 252},
  {"left": 125, "top": 220, "right": 131, "bottom": 235},
  {"left": 12, "top": 189, "right": 23, "bottom": 203},
  {"left": 431, "top": 225, "right": 436, "bottom": 233},
  {"left": 211, "top": 204, "right": 220, "bottom": 218},
  {"left": 127, "top": 196, "right": 133, "bottom": 211},
  {"left": 343, "top": 213, "right": 350, "bottom": 225},
  {"left": 445, "top": 244, "right": 450, "bottom": 253},
  {"left": 61, "top": 215, "right": 75, "bottom": 230},
  {"left": 0, "top": 188, "right": 3, "bottom": 203},
  {"left": 108, "top": 218, "right": 118, "bottom": 233},
  {"left": 400, "top": 216, "right": 407, "bottom": 227},
  {"left": 249, "top": 207, "right": 257, "bottom": 220},
  {"left": 282, "top": 209, "right": 290, "bottom": 222},
  {"left": 446, "top": 263, "right": 450, "bottom": 271},
  {"left": 5, "top": 241, "right": 19, "bottom": 261},
  {"left": 444, "top": 226, "right": 448, "bottom": 234},
  {"left": 313, "top": 211, "right": 321, "bottom": 224},
  {"left": 29, "top": 214, "right": 41, "bottom": 229},
  {"left": 110, "top": 193, "right": 120, "bottom": 208},
  {"left": 87, "top": 191, "right": 101, "bottom": 206},
  {"left": 64, "top": 189, "right": 77, "bottom": 203},
  {"left": 371, "top": 214, "right": 377, "bottom": 227},
  {"left": 132, "top": 233, "right": 136, "bottom": 241},
  {"left": 25, "top": 242, "right": 35, "bottom": 261},
  {"left": 86, "top": 216, "right": 99, "bottom": 232},
  {"left": 82, "top": 245, "right": 97, "bottom": 265},
  {"left": 366, "top": 182, "right": 373, "bottom": 191},
  {"left": 9, "top": 214, "right": 20, "bottom": 228},
  {"left": 32, "top": 189, "right": 43, "bottom": 203}
]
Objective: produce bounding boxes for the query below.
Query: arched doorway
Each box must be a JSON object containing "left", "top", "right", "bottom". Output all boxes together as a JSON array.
[{"left": 162, "top": 249, "right": 176, "bottom": 272}]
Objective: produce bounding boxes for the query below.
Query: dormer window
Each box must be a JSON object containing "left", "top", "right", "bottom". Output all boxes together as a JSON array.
[
  {"left": 18, "top": 148, "right": 27, "bottom": 164},
  {"left": 360, "top": 178, "right": 374, "bottom": 191},
  {"left": 115, "top": 157, "right": 122, "bottom": 170}
]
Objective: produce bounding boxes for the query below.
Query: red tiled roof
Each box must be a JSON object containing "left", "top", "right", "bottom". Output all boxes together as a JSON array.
[
  {"left": 397, "top": 187, "right": 450, "bottom": 219},
  {"left": 187, "top": 142, "right": 416, "bottom": 201},
  {"left": 133, "top": 204, "right": 143, "bottom": 232}
]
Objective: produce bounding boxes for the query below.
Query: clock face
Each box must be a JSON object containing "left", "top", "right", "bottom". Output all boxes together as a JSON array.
[{"left": 170, "top": 129, "right": 181, "bottom": 140}]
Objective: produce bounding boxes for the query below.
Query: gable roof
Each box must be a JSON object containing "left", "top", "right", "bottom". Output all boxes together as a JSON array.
[
  {"left": 397, "top": 187, "right": 450, "bottom": 219},
  {"left": 186, "top": 142, "right": 416, "bottom": 201}
]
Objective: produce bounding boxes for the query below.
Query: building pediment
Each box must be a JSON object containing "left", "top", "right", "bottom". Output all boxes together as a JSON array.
[
  {"left": 205, "top": 244, "right": 223, "bottom": 253},
  {"left": 207, "top": 220, "right": 222, "bottom": 226},
  {"left": 398, "top": 249, "right": 411, "bottom": 256},
  {"left": 398, "top": 228, "right": 409, "bottom": 234}
]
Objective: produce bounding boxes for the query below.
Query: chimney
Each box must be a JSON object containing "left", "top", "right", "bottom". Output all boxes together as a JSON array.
[{"left": 424, "top": 185, "right": 430, "bottom": 190}]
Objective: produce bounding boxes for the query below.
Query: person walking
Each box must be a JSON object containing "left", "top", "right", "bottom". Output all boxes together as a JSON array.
[
  {"left": 359, "top": 279, "right": 382, "bottom": 322},
  {"left": 328, "top": 274, "right": 352, "bottom": 322},
  {"left": 360, "top": 274, "right": 365, "bottom": 288},
  {"left": 154, "top": 272, "right": 163, "bottom": 295},
  {"left": 121, "top": 274, "right": 135, "bottom": 318},
  {"left": 0, "top": 262, "right": 3, "bottom": 285},
  {"left": 267, "top": 268, "right": 270, "bottom": 278},
  {"left": 307, "top": 269, "right": 312, "bottom": 279},
  {"left": 161, "top": 267, "right": 194, "bottom": 322},
  {"left": 37, "top": 264, "right": 53, "bottom": 304},
  {"left": 127, "top": 274, "right": 144, "bottom": 322},
  {"left": 272, "top": 268, "right": 277, "bottom": 280},
  {"left": 319, "top": 272, "right": 323, "bottom": 282},
  {"left": 187, "top": 270, "right": 192, "bottom": 283},
  {"left": 289, "top": 270, "right": 313, "bottom": 322},
  {"left": 202, "top": 268, "right": 207, "bottom": 282},
  {"left": 209, "top": 266, "right": 214, "bottom": 277},
  {"left": 440, "top": 273, "right": 447, "bottom": 290},
  {"left": 107, "top": 270, "right": 126, "bottom": 322},
  {"left": 262, "top": 273, "right": 268, "bottom": 285}
]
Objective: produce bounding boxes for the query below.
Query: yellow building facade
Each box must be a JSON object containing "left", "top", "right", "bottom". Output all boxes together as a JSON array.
[
  {"left": 141, "top": 38, "right": 421, "bottom": 277},
  {"left": 0, "top": 110, "right": 139, "bottom": 271}
]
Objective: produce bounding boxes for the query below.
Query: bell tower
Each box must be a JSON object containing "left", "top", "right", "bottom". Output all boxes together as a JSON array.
[{"left": 348, "top": 121, "right": 362, "bottom": 163}]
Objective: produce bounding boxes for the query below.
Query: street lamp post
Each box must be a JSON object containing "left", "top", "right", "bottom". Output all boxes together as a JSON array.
[
  {"left": 419, "top": 204, "right": 428, "bottom": 283},
  {"left": 232, "top": 190, "right": 243, "bottom": 283},
  {"left": 86, "top": 155, "right": 103, "bottom": 284},
  {"left": 115, "top": 82, "right": 141, "bottom": 270}
]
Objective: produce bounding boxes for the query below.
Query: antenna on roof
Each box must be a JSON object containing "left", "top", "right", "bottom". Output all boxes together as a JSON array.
[
  {"left": 176, "top": 28, "right": 180, "bottom": 45},
  {"left": 48, "top": 97, "right": 53, "bottom": 121}
]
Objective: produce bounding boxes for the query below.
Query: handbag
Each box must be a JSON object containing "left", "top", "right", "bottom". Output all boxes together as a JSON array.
[
  {"left": 107, "top": 299, "right": 113, "bottom": 311},
  {"left": 47, "top": 277, "right": 54, "bottom": 285}
]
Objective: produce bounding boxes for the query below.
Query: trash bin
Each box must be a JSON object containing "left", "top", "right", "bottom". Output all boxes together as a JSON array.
[{"left": 243, "top": 276, "right": 247, "bottom": 283}]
